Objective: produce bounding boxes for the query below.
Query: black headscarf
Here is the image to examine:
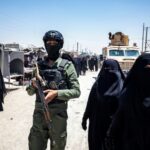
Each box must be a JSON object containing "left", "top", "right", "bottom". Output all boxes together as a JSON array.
[
  {"left": 97, "top": 59, "right": 125, "bottom": 98},
  {"left": 95, "top": 59, "right": 125, "bottom": 120},
  {"left": 108, "top": 54, "right": 150, "bottom": 150},
  {"left": 124, "top": 53, "right": 150, "bottom": 97}
]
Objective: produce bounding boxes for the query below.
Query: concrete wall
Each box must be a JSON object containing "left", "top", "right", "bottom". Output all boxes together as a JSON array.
[{"left": 0, "top": 49, "right": 24, "bottom": 78}]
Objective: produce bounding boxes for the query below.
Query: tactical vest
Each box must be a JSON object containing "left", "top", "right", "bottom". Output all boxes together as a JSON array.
[{"left": 36, "top": 59, "right": 69, "bottom": 103}]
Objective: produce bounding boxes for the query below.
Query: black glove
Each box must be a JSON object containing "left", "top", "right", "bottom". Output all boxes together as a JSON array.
[{"left": 81, "top": 118, "right": 87, "bottom": 131}]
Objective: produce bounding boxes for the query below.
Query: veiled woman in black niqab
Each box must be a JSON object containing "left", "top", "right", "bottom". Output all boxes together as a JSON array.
[
  {"left": 0, "top": 68, "right": 6, "bottom": 111},
  {"left": 107, "top": 53, "right": 150, "bottom": 150},
  {"left": 82, "top": 59, "right": 125, "bottom": 150}
]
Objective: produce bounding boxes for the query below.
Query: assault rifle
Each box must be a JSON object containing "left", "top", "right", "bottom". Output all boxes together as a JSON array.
[
  {"left": 35, "top": 63, "right": 52, "bottom": 130},
  {"left": 36, "top": 81, "right": 52, "bottom": 129}
]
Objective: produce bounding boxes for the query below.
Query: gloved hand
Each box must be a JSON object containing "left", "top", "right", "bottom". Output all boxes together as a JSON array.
[{"left": 81, "top": 118, "right": 87, "bottom": 131}]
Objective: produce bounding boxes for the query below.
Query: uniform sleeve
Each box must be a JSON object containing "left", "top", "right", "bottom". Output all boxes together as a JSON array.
[{"left": 57, "top": 62, "right": 81, "bottom": 101}]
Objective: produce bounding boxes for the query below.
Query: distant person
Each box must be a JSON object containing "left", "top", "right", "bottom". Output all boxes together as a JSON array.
[
  {"left": 93, "top": 56, "right": 98, "bottom": 71},
  {"left": 73, "top": 56, "right": 81, "bottom": 77},
  {"left": 107, "top": 54, "right": 150, "bottom": 150},
  {"left": 88, "top": 57, "right": 94, "bottom": 71},
  {"left": 77, "top": 56, "right": 82, "bottom": 75},
  {"left": 0, "top": 68, "right": 6, "bottom": 111},
  {"left": 82, "top": 59, "right": 125, "bottom": 150},
  {"left": 81, "top": 57, "right": 87, "bottom": 75}
]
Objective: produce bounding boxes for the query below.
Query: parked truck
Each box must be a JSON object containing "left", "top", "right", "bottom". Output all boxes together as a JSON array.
[{"left": 102, "top": 32, "right": 140, "bottom": 72}]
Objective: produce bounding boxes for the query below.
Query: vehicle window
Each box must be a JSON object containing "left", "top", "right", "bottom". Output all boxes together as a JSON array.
[
  {"left": 109, "top": 49, "right": 124, "bottom": 56},
  {"left": 125, "top": 50, "right": 139, "bottom": 57}
]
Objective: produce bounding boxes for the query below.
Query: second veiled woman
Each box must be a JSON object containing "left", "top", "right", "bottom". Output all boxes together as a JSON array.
[{"left": 107, "top": 53, "right": 150, "bottom": 150}]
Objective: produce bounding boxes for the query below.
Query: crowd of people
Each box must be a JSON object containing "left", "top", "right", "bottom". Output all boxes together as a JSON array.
[
  {"left": 24, "top": 52, "right": 99, "bottom": 78},
  {"left": 1, "top": 30, "right": 150, "bottom": 150},
  {"left": 71, "top": 55, "right": 99, "bottom": 77}
]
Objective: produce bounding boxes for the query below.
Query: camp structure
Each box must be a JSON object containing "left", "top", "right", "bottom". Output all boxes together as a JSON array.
[{"left": 0, "top": 43, "right": 24, "bottom": 84}]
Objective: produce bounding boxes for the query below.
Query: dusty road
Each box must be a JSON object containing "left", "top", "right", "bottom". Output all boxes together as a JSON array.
[{"left": 0, "top": 70, "right": 99, "bottom": 150}]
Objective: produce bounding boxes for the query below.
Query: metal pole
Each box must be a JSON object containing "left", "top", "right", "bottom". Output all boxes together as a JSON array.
[
  {"left": 145, "top": 27, "right": 148, "bottom": 52},
  {"left": 8, "top": 52, "right": 11, "bottom": 87},
  {"left": 77, "top": 42, "right": 78, "bottom": 52},
  {"left": 141, "top": 23, "right": 145, "bottom": 52}
]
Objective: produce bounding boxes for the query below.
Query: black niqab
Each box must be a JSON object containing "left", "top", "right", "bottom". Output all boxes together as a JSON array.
[
  {"left": 124, "top": 53, "right": 150, "bottom": 97},
  {"left": 97, "top": 59, "right": 125, "bottom": 98},
  {"left": 45, "top": 44, "right": 60, "bottom": 61}
]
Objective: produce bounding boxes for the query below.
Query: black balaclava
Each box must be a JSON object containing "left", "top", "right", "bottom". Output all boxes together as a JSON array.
[{"left": 45, "top": 44, "right": 61, "bottom": 61}]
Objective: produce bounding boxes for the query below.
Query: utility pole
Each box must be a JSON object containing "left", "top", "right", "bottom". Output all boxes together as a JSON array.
[
  {"left": 145, "top": 27, "right": 148, "bottom": 52},
  {"left": 142, "top": 23, "right": 145, "bottom": 52},
  {"left": 77, "top": 42, "right": 79, "bottom": 52},
  {"left": 8, "top": 51, "right": 11, "bottom": 86},
  {"left": 142, "top": 24, "right": 150, "bottom": 52}
]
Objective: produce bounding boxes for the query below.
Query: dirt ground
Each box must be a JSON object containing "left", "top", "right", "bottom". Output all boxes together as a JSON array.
[{"left": 0, "top": 70, "right": 99, "bottom": 150}]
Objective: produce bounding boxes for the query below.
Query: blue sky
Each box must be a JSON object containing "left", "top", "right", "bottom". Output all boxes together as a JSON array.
[{"left": 0, "top": 0, "right": 150, "bottom": 54}]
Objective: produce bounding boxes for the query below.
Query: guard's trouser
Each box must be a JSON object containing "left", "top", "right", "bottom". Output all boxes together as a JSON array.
[{"left": 29, "top": 102, "right": 68, "bottom": 150}]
